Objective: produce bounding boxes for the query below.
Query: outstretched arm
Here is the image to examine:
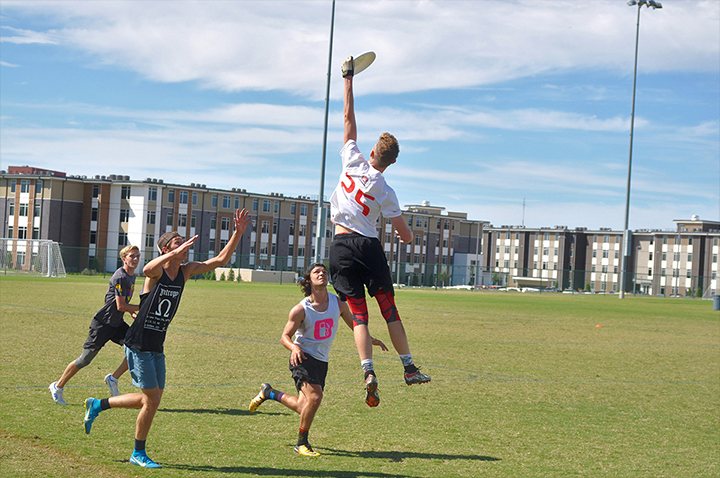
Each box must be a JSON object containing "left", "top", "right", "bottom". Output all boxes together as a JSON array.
[
  {"left": 182, "top": 209, "right": 251, "bottom": 279},
  {"left": 343, "top": 59, "right": 357, "bottom": 144}
]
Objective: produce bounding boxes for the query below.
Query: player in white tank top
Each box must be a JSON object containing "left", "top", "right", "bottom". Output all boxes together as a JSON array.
[{"left": 247, "top": 263, "right": 387, "bottom": 457}]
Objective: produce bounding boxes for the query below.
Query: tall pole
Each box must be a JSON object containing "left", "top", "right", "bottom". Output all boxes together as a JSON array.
[
  {"left": 619, "top": 4, "right": 642, "bottom": 299},
  {"left": 314, "top": 0, "right": 336, "bottom": 264}
]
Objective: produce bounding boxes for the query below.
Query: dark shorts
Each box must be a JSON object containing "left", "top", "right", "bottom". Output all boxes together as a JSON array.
[
  {"left": 329, "top": 233, "right": 394, "bottom": 301},
  {"left": 83, "top": 319, "right": 130, "bottom": 350},
  {"left": 289, "top": 354, "right": 328, "bottom": 391}
]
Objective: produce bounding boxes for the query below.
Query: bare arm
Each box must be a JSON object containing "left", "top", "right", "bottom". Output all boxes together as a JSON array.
[
  {"left": 114, "top": 295, "right": 139, "bottom": 314},
  {"left": 143, "top": 235, "right": 197, "bottom": 287},
  {"left": 182, "top": 209, "right": 251, "bottom": 279},
  {"left": 390, "top": 215, "right": 413, "bottom": 243},
  {"left": 344, "top": 76, "right": 357, "bottom": 144},
  {"left": 282, "top": 304, "right": 307, "bottom": 366}
]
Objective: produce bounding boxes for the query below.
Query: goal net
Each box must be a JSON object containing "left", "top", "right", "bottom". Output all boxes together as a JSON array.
[{"left": 0, "top": 238, "right": 67, "bottom": 278}]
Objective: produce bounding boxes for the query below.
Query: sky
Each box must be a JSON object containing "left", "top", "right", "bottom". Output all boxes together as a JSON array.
[{"left": 1, "top": 0, "right": 718, "bottom": 231}]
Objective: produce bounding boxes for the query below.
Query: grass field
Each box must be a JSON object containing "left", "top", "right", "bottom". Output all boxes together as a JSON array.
[{"left": 0, "top": 275, "right": 718, "bottom": 477}]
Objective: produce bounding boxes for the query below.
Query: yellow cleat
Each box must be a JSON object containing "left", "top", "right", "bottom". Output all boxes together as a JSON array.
[
  {"left": 249, "top": 383, "right": 272, "bottom": 413},
  {"left": 294, "top": 444, "right": 320, "bottom": 457}
]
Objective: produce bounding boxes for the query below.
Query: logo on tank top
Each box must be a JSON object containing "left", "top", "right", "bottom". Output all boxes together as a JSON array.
[
  {"left": 360, "top": 175, "right": 369, "bottom": 187},
  {"left": 313, "top": 318, "right": 334, "bottom": 340}
]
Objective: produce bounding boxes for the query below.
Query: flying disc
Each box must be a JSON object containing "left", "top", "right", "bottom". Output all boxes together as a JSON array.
[{"left": 353, "top": 51, "right": 376, "bottom": 75}]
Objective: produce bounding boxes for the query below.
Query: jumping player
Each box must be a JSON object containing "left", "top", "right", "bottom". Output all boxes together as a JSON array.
[
  {"left": 248, "top": 262, "right": 387, "bottom": 457},
  {"left": 49, "top": 245, "right": 141, "bottom": 405},
  {"left": 328, "top": 56, "right": 431, "bottom": 408},
  {"left": 82, "top": 208, "right": 251, "bottom": 469}
]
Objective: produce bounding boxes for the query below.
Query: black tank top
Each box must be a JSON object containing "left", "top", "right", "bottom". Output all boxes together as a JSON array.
[{"left": 124, "top": 268, "right": 185, "bottom": 353}]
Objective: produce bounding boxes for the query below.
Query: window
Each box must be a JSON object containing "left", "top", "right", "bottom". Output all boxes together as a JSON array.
[
  {"left": 145, "top": 235, "right": 154, "bottom": 248},
  {"left": 148, "top": 187, "right": 157, "bottom": 201},
  {"left": 32, "top": 227, "right": 39, "bottom": 239},
  {"left": 289, "top": 223, "right": 295, "bottom": 235},
  {"left": 35, "top": 180, "right": 43, "bottom": 194},
  {"left": 688, "top": 237, "right": 693, "bottom": 245},
  {"left": 273, "top": 222, "right": 278, "bottom": 234},
  {"left": 90, "top": 230, "right": 97, "bottom": 244},
  {"left": 20, "top": 180, "right": 30, "bottom": 193},
  {"left": 223, "top": 195, "right": 231, "bottom": 208},
  {"left": 210, "top": 216, "right": 217, "bottom": 230},
  {"left": 34, "top": 203, "right": 40, "bottom": 217},
  {"left": 602, "top": 250, "right": 608, "bottom": 258},
  {"left": 212, "top": 194, "right": 218, "bottom": 208},
  {"left": 168, "top": 189, "right": 175, "bottom": 203},
  {"left": 263, "top": 200, "right": 271, "bottom": 212},
  {"left": 191, "top": 214, "right": 196, "bottom": 228},
  {"left": 180, "top": 191, "right": 189, "bottom": 204},
  {"left": 147, "top": 211, "right": 156, "bottom": 225},
  {"left": 120, "top": 209, "right": 130, "bottom": 223},
  {"left": 7, "top": 226, "right": 13, "bottom": 238},
  {"left": 18, "top": 226, "right": 27, "bottom": 239},
  {"left": 192, "top": 192, "right": 198, "bottom": 206},
  {"left": 274, "top": 201, "right": 279, "bottom": 213},
  {"left": 662, "top": 252, "right": 667, "bottom": 261},
  {"left": 663, "top": 236, "right": 668, "bottom": 244},
  {"left": 299, "top": 224, "right": 307, "bottom": 236},
  {"left": 444, "top": 220, "right": 449, "bottom": 230},
  {"left": 300, "top": 204, "right": 308, "bottom": 216},
  {"left": 415, "top": 234, "right": 421, "bottom": 245},
  {"left": 121, "top": 186, "right": 131, "bottom": 199},
  {"left": 166, "top": 212, "right": 173, "bottom": 227},
  {"left": 93, "top": 185, "right": 100, "bottom": 198},
  {"left": 8, "top": 203, "right": 14, "bottom": 216},
  {"left": 648, "top": 252, "right": 653, "bottom": 260},
  {"left": 18, "top": 203, "right": 29, "bottom": 217},
  {"left": 593, "top": 250, "right": 597, "bottom": 258},
  {"left": 603, "top": 235, "right": 609, "bottom": 243},
  {"left": 209, "top": 239, "right": 216, "bottom": 251},
  {"left": 10, "top": 180, "right": 16, "bottom": 193},
  {"left": 416, "top": 217, "right": 422, "bottom": 227},
  {"left": 386, "top": 233, "right": 392, "bottom": 243},
  {"left": 253, "top": 198, "right": 259, "bottom": 211},
  {"left": 235, "top": 197, "right": 240, "bottom": 210},
  {"left": 648, "top": 268, "right": 652, "bottom": 277},
  {"left": 178, "top": 213, "right": 187, "bottom": 227},
  {"left": 118, "top": 232, "right": 128, "bottom": 246},
  {"left": 291, "top": 203, "right": 296, "bottom": 215},
  {"left": 298, "top": 247, "right": 305, "bottom": 257},
  {"left": 688, "top": 253, "right": 693, "bottom": 262},
  {"left": 543, "top": 247, "right": 549, "bottom": 256},
  {"left": 221, "top": 217, "right": 230, "bottom": 230}
]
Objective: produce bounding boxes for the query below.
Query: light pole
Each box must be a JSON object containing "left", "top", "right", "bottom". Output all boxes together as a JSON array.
[
  {"left": 619, "top": 0, "right": 662, "bottom": 299},
  {"left": 313, "top": 0, "right": 336, "bottom": 264}
]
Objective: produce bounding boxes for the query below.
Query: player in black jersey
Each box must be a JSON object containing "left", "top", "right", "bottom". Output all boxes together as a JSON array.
[{"left": 83, "top": 208, "right": 251, "bottom": 469}]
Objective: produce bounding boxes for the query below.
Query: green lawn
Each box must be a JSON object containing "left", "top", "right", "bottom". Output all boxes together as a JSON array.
[{"left": 1, "top": 275, "right": 718, "bottom": 477}]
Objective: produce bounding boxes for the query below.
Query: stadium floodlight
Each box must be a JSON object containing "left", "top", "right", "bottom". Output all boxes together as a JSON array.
[{"left": 619, "top": 0, "right": 662, "bottom": 299}]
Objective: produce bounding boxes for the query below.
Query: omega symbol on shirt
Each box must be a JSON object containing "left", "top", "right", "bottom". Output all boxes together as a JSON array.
[{"left": 313, "top": 318, "right": 334, "bottom": 340}]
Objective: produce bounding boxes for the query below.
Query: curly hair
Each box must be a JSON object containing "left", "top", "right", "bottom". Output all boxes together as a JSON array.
[
  {"left": 299, "top": 263, "right": 327, "bottom": 297},
  {"left": 373, "top": 132, "right": 399, "bottom": 168}
]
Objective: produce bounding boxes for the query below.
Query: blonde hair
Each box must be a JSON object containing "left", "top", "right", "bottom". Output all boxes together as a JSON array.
[
  {"left": 119, "top": 245, "right": 139, "bottom": 259},
  {"left": 374, "top": 132, "right": 399, "bottom": 168}
]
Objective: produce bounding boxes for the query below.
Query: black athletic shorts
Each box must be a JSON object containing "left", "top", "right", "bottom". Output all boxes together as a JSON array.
[
  {"left": 329, "top": 233, "right": 394, "bottom": 301},
  {"left": 83, "top": 318, "right": 130, "bottom": 350},
  {"left": 289, "top": 354, "right": 329, "bottom": 391}
]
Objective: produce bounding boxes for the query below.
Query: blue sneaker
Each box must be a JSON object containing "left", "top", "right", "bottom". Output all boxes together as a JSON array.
[
  {"left": 83, "top": 397, "right": 102, "bottom": 435},
  {"left": 130, "top": 450, "right": 162, "bottom": 468}
]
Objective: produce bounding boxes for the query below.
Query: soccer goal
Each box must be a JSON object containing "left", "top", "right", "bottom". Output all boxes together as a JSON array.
[{"left": 0, "top": 238, "right": 67, "bottom": 277}]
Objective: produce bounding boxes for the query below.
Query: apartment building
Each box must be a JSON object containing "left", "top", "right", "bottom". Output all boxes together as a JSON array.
[
  {"left": 484, "top": 217, "right": 719, "bottom": 296},
  {"left": 1, "top": 169, "right": 486, "bottom": 284}
]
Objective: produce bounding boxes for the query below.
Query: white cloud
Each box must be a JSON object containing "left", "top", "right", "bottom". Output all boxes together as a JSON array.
[{"left": 1, "top": 1, "right": 717, "bottom": 98}]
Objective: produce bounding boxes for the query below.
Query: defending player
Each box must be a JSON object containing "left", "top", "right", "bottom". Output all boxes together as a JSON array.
[
  {"left": 82, "top": 208, "right": 251, "bottom": 469},
  {"left": 328, "top": 56, "right": 431, "bottom": 408},
  {"left": 49, "top": 245, "right": 141, "bottom": 405},
  {"left": 248, "top": 262, "right": 387, "bottom": 456}
]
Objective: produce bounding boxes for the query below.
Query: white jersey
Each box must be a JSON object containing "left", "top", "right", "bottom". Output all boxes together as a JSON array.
[
  {"left": 330, "top": 140, "right": 402, "bottom": 238},
  {"left": 293, "top": 293, "right": 341, "bottom": 362}
]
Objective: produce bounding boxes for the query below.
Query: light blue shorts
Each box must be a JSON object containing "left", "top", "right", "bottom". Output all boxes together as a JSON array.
[{"left": 125, "top": 346, "right": 166, "bottom": 390}]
